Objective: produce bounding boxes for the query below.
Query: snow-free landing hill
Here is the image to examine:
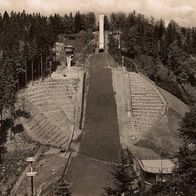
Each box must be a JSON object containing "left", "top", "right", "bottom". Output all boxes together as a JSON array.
[
  {"left": 137, "top": 86, "right": 189, "bottom": 156},
  {"left": 20, "top": 68, "right": 83, "bottom": 150},
  {"left": 113, "top": 69, "right": 189, "bottom": 157}
]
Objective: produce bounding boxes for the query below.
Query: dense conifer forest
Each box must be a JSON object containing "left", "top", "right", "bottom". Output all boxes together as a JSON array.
[
  {"left": 0, "top": 10, "right": 96, "bottom": 116},
  {"left": 107, "top": 11, "right": 196, "bottom": 196},
  {"left": 108, "top": 11, "right": 196, "bottom": 105},
  {"left": 0, "top": 10, "right": 96, "bottom": 163}
]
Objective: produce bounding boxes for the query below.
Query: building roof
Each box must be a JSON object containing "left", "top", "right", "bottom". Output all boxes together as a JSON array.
[
  {"left": 55, "top": 42, "right": 65, "bottom": 47},
  {"left": 65, "top": 45, "right": 74, "bottom": 53},
  {"left": 138, "top": 159, "right": 175, "bottom": 174}
]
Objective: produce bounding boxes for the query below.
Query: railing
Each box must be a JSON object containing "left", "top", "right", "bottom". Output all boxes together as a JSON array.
[
  {"left": 138, "top": 158, "right": 174, "bottom": 174},
  {"left": 79, "top": 72, "right": 86, "bottom": 130},
  {"left": 139, "top": 73, "right": 168, "bottom": 116},
  {"left": 21, "top": 95, "right": 71, "bottom": 146},
  {"left": 44, "top": 80, "right": 73, "bottom": 124}
]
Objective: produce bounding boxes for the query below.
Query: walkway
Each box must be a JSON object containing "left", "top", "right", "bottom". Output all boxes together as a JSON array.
[{"left": 66, "top": 53, "right": 121, "bottom": 196}]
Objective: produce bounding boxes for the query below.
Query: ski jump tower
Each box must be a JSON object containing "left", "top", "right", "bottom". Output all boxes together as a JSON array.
[{"left": 99, "top": 14, "right": 105, "bottom": 52}]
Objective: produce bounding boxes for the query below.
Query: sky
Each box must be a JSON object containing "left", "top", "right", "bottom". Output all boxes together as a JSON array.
[{"left": 0, "top": 0, "right": 196, "bottom": 27}]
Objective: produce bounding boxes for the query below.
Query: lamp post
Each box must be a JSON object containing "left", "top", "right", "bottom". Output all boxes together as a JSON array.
[
  {"left": 126, "top": 101, "right": 135, "bottom": 140},
  {"left": 122, "top": 56, "right": 124, "bottom": 67},
  {"left": 121, "top": 56, "right": 126, "bottom": 73},
  {"left": 120, "top": 48, "right": 126, "bottom": 71},
  {"left": 26, "top": 157, "right": 37, "bottom": 196},
  {"left": 118, "top": 31, "right": 121, "bottom": 49}
]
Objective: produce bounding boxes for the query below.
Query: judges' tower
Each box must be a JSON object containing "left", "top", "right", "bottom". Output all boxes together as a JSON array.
[{"left": 99, "top": 14, "right": 104, "bottom": 52}]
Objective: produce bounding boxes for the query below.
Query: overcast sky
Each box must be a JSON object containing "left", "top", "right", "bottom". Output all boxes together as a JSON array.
[{"left": 0, "top": 0, "right": 196, "bottom": 27}]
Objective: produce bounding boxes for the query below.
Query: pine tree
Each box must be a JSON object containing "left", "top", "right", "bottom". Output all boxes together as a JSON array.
[
  {"left": 104, "top": 15, "right": 110, "bottom": 31},
  {"left": 66, "top": 13, "right": 75, "bottom": 34},
  {"left": 166, "top": 20, "right": 178, "bottom": 46},
  {"left": 116, "top": 12, "right": 126, "bottom": 31},
  {"left": 154, "top": 19, "right": 165, "bottom": 39},
  {"left": 167, "top": 41, "right": 187, "bottom": 73},
  {"left": 85, "top": 12, "right": 96, "bottom": 31},
  {"left": 110, "top": 13, "right": 117, "bottom": 33},
  {"left": 54, "top": 179, "right": 71, "bottom": 196},
  {"left": 74, "top": 11, "right": 83, "bottom": 33},
  {"left": 178, "top": 105, "right": 196, "bottom": 145},
  {"left": 0, "top": 64, "right": 6, "bottom": 122},
  {"left": 104, "top": 153, "right": 138, "bottom": 196},
  {"left": 191, "top": 30, "right": 196, "bottom": 54},
  {"left": 126, "top": 12, "right": 136, "bottom": 28}
]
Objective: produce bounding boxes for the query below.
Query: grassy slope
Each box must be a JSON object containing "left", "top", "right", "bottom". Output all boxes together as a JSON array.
[
  {"left": 109, "top": 36, "right": 191, "bottom": 157},
  {"left": 136, "top": 86, "right": 189, "bottom": 157},
  {"left": 0, "top": 134, "right": 39, "bottom": 195}
]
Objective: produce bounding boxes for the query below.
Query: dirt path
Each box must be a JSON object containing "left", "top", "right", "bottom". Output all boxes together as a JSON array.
[{"left": 66, "top": 54, "right": 121, "bottom": 196}]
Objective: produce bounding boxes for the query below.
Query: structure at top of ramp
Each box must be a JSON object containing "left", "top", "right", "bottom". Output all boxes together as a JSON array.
[{"left": 99, "top": 14, "right": 105, "bottom": 52}]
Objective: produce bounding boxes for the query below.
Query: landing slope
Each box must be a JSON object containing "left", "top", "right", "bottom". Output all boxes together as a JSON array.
[
  {"left": 112, "top": 68, "right": 189, "bottom": 157},
  {"left": 136, "top": 85, "right": 189, "bottom": 156},
  {"left": 67, "top": 54, "right": 121, "bottom": 196},
  {"left": 79, "top": 54, "right": 121, "bottom": 162}
]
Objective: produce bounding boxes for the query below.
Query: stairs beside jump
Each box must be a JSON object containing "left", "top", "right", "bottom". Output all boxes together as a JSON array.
[{"left": 128, "top": 72, "right": 167, "bottom": 141}]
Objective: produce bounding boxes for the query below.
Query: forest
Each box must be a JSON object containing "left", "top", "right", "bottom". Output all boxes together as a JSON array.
[
  {"left": 0, "top": 10, "right": 96, "bottom": 118},
  {"left": 107, "top": 11, "right": 196, "bottom": 196},
  {"left": 0, "top": 10, "right": 96, "bottom": 163},
  {"left": 108, "top": 11, "right": 196, "bottom": 105}
]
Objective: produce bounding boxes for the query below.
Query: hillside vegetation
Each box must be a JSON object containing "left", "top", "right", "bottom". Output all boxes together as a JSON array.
[
  {"left": 0, "top": 10, "right": 96, "bottom": 161},
  {"left": 137, "top": 87, "right": 189, "bottom": 157},
  {"left": 107, "top": 11, "right": 196, "bottom": 195},
  {"left": 108, "top": 11, "right": 196, "bottom": 105},
  {"left": 0, "top": 11, "right": 96, "bottom": 194}
]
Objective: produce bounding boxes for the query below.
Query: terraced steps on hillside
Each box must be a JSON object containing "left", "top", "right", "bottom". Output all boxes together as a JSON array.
[
  {"left": 132, "top": 98, "right": 164, "bottom": 102},
  {"left": 21, "top": 76, "right": 81, "bottom": 147},
  {"left": 26, "top": 94, "right": 70, "bottom": 127},
  {"left": 21, "top": 98, "right": 72, "bottom": 149},
  {"left": 133, "top": 107, "right": 163, "bottom": 111},
  {"left": 128, "top": 72, "right": 167, "bottom": 141},
  {"left": 44, "top": 78, "right": 79, "bottom": 121},
  {"left": 132, "top": 102, "right": 163, "bottom": 106},
  {"left": 25, "top": 78, "right": 79, "bottom": 120},
  {"left": 20, "top": 72, "right": 83, "bottom": 149}
]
